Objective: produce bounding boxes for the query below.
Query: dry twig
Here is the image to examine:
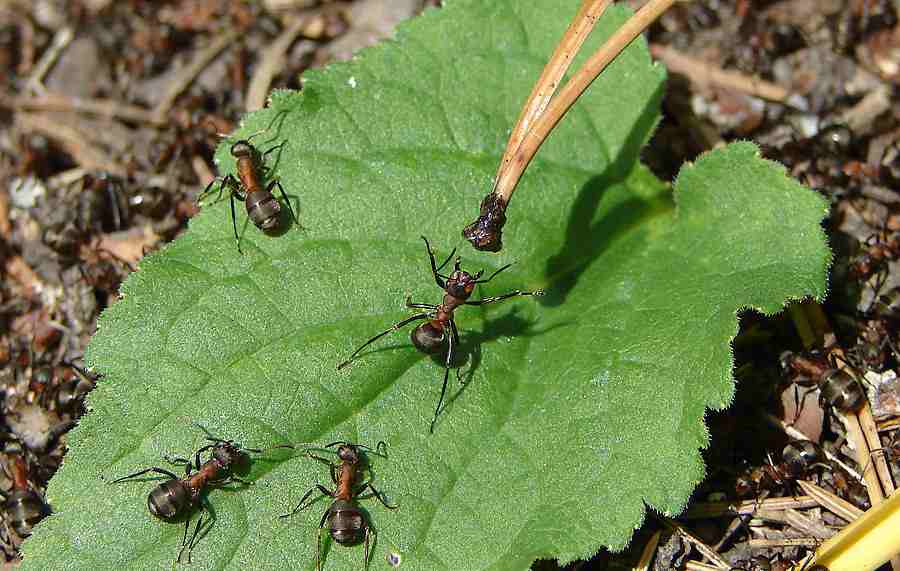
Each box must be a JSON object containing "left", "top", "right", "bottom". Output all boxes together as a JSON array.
[
  {"left": 4, "top": 92, "right": 164, "bottom": 127},
  {"left": 14, "top": 112, "right": 127, "bottom": 176},
  {"left": 246, "top": 17, "right": 311, "bottom": 111},
  {"left": 24, "top": 26, "right": 73, "bottom": 95},
  {"left": 153, "top": 29, "right": 241, "bottom": 122},
  {"left": 648, "top": 43, "right": 801, "bottom": 106}
]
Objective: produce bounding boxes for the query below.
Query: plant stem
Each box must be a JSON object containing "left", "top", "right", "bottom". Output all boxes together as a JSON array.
[{"left": 463, "top": 0, "right": 678, "bottom": 252}]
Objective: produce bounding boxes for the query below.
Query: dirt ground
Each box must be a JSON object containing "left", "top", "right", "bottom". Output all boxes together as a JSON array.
[{"left": 0, "top": 0, "right": 898, "bottom": 569}]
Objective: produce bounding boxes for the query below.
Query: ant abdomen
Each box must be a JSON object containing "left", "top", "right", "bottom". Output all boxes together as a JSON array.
[
  {"left": 148, "top": 480, "right": 192, "bottom": 520},
  {"left": 3, "top": 490, "right": 48, "bottom": 537},
  {"left": 328, "top": 500, "right": 365, "bottom": 545},
  {"left": 245, "top": 190, "right": 281, "bottom": 230},
  {"left": 819, "top": 369, "right": 865, "bottom": 412},
  {"left": 411, "top": 322, "right": 444, "bottom": 353}
]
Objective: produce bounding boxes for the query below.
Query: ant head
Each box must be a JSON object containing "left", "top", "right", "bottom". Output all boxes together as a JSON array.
[
  {"left": 230, "top": 141, "right": 256, "bottom": 159},
  {"left": 211, "top": 439, "right": 253, "bottom": 472},
  {"left": 445, "top": 260, "right": 479, "bottom": 299},
  {"left": 336, "top": 444, "right": 360, "bottom": 464}
]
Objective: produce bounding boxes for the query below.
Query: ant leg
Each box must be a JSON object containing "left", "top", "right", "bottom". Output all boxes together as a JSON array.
[
  {"left": 305, "top": 452, "right": 339, "bottom": 483},
  {"left": 164, "top": 454, "right": 190, "bottom": 465},
  {"left": 405, "top": 295, "right": 437, "bottom": 310},
  {"left": 316, "top": 520, "right": 324, "bottom": 571},
  {"left": 465, "top": 289, "right": 544, "bottom": 306},
  {"left": 280, "top": 485, "right": 334, "bottom": 518},
  {"left": 474, "top": 262, "right": 514, "bottom": 284},
  {"left": 109, "top": 467, "right": 179, "bottom": 484},
  {"left": 430, "top": 321, "right": 455, "bottom": 434},
  {"left": 449, "top": 320, "right": 468, "bottom": 386},
  {"left": 364, "top": 525, "right": 370, "bottom": 571},
  {"left": 268, "top": 180, "right": 298, "bottom": 224},
  {"left": 177, "top": 513, "right": 194, "bottom": 564},
  {"left": 337, "top": 313, "right": 432, "bottom": 369},
  {"left": 260, "top": 141, "right": 286, "bottom": 162},
  {"left": 421, "top": 236, "right": 453, "bottom": 287},
  {"left": 358, "top": 481, "right": 399, "bottom": 510},
  {"left": 229, "top": 192, "right": 243, "bottom": 254},
  {"left": 791, "top": 385, "right": 818, "bottom": 424},
  {"left": 198, "top": 177, "right": 223, "bottom": 203}
]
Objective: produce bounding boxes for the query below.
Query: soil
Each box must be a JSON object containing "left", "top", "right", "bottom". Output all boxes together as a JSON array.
[{"left": 0, "top": 0, "right": 898, "bottom": 569}]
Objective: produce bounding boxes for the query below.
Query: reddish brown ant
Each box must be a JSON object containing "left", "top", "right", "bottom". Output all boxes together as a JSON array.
[
  {"left": 780, "top": 351, "right": 867, "bottom": 415},
  {"left": 851, "top": 229, "right": 900, "bottom": 283},
  {"left": 280, "top": 441, "right": 396, "bottom": 571},
  {"left": 337, "top": 236, "right": 544, "bottom": 433},
  {"left": 1, "top": 445, "right": 50, "bottom": 539},
  {"left": 199, "top": 132, "right": 297, "bottom": 253},
  {"left": 735, "top": 440, "right": 828, "bottom": 499},
  {"left": 110, "top": 426, "right": 291, "bottom": 563}
]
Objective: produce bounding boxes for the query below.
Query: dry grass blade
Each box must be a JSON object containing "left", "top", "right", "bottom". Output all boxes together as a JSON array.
[
  {"left": 685, "top": 562, "right": 721, "bottom": 571},
  {"left": 494, "top": 0, "right": 612, "bottom": 190},
  {"left": 660, "top": 517, "right": 730, "bottom": 569},
  {"left": 684, "top": 496, "right": 818, "bottom": 518},
  {"left": 785, "top": 508, "right": 837, "bottom": 540},
  {"left": 493, "top": 0, "right": 676, "bottom": 203},
  {"left": 463, "top": 0, "right": 678, "bottom": 252},
  {"left": 857, "top": 404, "right": 896, "bottom": 495},
  {"left": 749, "top": 538, "right": 820, "bottom": 548},
  {"left": 632, "top": 529, "right": 662, "bottom": 571},
  {"left": 797, "top": 480, "right": 865, "bottom": 523}
]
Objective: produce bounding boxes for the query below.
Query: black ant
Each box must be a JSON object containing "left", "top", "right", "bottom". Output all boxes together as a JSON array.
[
  {"left": 280, "top": 441, "right": 397, "bottom": 571},
  {"left": 199, "top": 132, "right": 297, "bottom": 253},
  {"left": 337, "top": 236, "right": 544, "bottom": 433},
  {"left": 110, "top": 427, "right": 290, "bottom": 563}
]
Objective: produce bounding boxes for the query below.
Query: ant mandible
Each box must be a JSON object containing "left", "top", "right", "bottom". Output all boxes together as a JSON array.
[
  {"left": 280, "top": 441, "right": 397, "bottom": 571},
  {"left": 337, "top": 236, "right": 544, "bottom": 433},
  {"left": 110, "top": 426, "right": 291, "bottom": 563},
  {"left": 199, "top": 132, "right": 297, "bottom": 254}
]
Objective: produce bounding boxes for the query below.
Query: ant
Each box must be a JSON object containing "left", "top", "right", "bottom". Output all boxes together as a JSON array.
[
  {"left": 280, "top": 441, "right": 397, "bottom": 571},
  {"left": 1, "top": 445, "right": 50, "bottom": 539},
  {"left": 735, "top": 440, "right": 828, "bottom": 499},
  {"left": 337, "top": 236, "right": 544, "bottom": 433},
  {"left": 780, "top": 351, "right": 867, "bottom": 415},
  {"left": 110, "top": 426, "right": 290, "bottom": 563},
  {"left": 850, "top": 229, "right": 900, "bottom": 283},
  {"left": 199, "top": 131, "right": 297, "bottom": 254}
]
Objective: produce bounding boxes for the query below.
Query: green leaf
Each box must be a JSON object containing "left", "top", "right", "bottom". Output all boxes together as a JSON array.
[{"left": 22, "top": 1, "right": 830, "bottom": 570}]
